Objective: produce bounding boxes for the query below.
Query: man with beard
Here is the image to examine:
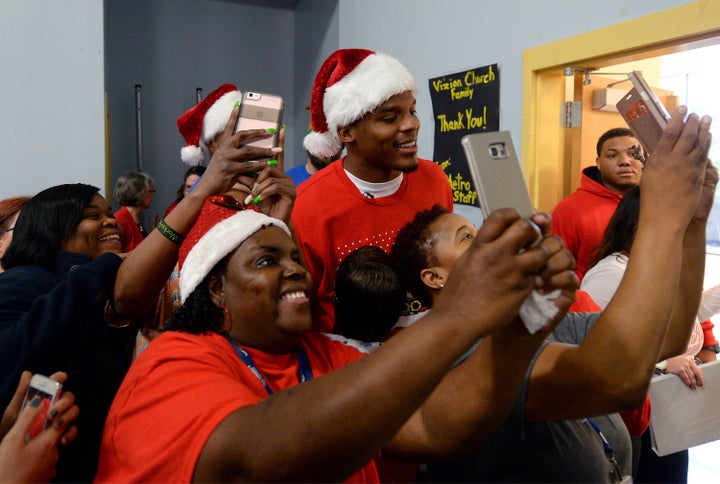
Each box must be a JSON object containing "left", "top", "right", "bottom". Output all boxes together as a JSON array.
[
  {"left": 292, "top": 48, "right": 453, "bottom": 334},
  {"left": 552, "top": 128, "right": 645, "bottom": 281}
]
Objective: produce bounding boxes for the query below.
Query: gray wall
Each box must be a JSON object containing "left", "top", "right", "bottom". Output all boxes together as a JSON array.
[
  {"left": 1, "top": 0, "right": 695, "bottom": 205},
  {"left": 337, "top": 0, "right": 695, "bottom": 164},
  {"left": 1, "top": 0, "right": 105, "bottom": 200},
  {"left": 104, "top": 0, "right": 297, "bottom": 219},
  {"left": 293, "top": 0, "right": 339, "bottom": 147}
]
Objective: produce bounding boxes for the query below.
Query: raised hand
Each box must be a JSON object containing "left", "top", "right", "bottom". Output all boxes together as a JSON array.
[
  {"left": 433, "top": 208, "right": 554, "bottom": 336},
  {"left": 192, "top": 104, "right": 282, "bottom": 200},
  {"left": 639, "top": 107, "right": 712, "bottom": 230}
]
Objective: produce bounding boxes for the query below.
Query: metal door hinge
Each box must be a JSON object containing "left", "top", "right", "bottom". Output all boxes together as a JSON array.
[{"left": 561, "top": 101, "right": 582, "bottom": 128}]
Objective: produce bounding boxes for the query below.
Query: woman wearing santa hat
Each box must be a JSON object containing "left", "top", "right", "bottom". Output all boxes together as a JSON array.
[
  {"left": 96, "top": 185, "right": 579, "bottom": 482},
  {"left": 112, "top": 92, "right": 295, "bottom": 322}
]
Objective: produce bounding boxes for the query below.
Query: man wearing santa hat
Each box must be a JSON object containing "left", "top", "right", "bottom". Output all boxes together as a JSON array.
[{"left": 293, "top": 48, "right": 453, "bottom": 334}]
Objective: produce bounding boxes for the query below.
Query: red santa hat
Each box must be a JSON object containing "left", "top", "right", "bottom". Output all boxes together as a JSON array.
[
  {"left": 177, "top": 83, "right": 243, "bottom": 165},
  {"left": 178, "top": 198, "right": 291, "bottom": 302},
  {"left": 304, "top": 48, "right": 417, "bottom": 159}
]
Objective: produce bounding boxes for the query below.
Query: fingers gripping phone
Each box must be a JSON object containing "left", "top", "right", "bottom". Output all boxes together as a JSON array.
[
  {"left": 20, "top": 374, "right": 61, "bottom": 438},
  {"left": 615, "top": 71, "right": 671, "bottom": 154},
  {"left": 461, "top": 131, "right": 542, "bottom": 247},
  {"left": 234, "top": 91, "right": 284, "bottom": 151}
]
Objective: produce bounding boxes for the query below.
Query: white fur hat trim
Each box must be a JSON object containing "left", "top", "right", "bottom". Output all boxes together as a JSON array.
[
  {"left": 304, "top": 52, "right": 417, "bottom": 158},
  {"left": 179, "top": 210, "right": 291, "bottom": 303},
  {"left": 202, "top": 90, "right": 244, "bottom": 144}
]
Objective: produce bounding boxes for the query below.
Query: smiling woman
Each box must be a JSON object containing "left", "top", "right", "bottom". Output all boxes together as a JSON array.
[
  {"left": 95, "top": 181, "right": 583, "bottom": 483},
  {"left": 0, "top": 183, "right": 134, "bottom": 482}
]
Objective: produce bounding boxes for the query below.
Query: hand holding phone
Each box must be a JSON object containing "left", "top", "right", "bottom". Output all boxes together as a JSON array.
[
  {"left": 616, "top": 71, "right": 671, "bottom": 154},
  {"left": 20, "top": 374, "right": 61, "bottom": 439}
]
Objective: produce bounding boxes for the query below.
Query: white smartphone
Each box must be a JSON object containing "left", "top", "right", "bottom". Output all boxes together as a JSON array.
[
  {"left": 615, "top": 71, "right": 671, "bottom": 153},
  {"left": 461, "top": 131, "right": 536, "bottom": 219},
  {"left": 20, "top": 374, "right": 61, "bottom": 438},
  {"left": 234, "top": 91, "right": 284, "bottom": 151}
]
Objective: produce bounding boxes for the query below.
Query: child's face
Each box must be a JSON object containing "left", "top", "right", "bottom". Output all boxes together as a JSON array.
[{"left": 427, "top": 213, "right": 478, "bottom": 274}]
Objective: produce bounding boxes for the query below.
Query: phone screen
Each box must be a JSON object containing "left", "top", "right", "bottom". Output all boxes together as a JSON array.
[
  {"left": 22, "top": 386, "right": 55, "bottom": 438},
  {"left": 235, "top": 92, "right": 284, "bottom": 151}
]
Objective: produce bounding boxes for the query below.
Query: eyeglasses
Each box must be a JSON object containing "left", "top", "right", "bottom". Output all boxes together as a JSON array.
[{"left": 2, "top": 227, "right": 13, "bottom": 234}]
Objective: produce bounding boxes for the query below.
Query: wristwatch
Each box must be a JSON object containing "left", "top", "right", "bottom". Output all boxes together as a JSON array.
[{"left": 654, "top": 360, "right": 668, "bottom": 375}]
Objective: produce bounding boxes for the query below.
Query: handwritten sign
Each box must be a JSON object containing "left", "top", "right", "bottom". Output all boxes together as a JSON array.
[{"left": 429, "top": 64, "right": 499, "bottom": 217}]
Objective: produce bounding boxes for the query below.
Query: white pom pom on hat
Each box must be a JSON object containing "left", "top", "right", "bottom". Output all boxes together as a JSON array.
[
  {"left": 177, "top": 83, "right": 243, "bottom": 165},
  {"left": 303, "top": 48, "right": 417, "bottom": 159}
]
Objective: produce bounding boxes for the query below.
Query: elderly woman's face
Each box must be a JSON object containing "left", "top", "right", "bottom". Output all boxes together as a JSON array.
[
  {"left": 220, "top": 226, "right": 313, "bottom": 349},
  {"left": 62, "top": 193, "right": 122, "bottom": 259}
]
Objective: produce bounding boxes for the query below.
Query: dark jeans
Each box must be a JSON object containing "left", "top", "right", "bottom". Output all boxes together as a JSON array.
[{"left": 635, "top": 429, "right": 688, "bottom": 483}]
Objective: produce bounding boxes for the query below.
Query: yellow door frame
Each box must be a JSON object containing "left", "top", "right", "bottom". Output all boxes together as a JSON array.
[{"left": 522, "top": 0, "right": 720, "bottom": 212}]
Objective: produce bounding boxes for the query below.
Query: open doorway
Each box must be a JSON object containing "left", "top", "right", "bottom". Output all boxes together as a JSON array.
[
  {"left": 566, "top": 43, "right": 720, "bottom": 250},
  {"left": 521, "top": 3, "right": 720, "bottom": 481},
  {"left": 521, "top": 1, "right": 720, "bottom": 212}
]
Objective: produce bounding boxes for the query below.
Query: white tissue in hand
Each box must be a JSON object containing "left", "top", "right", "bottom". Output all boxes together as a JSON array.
[{"left": 519, "top": 289, "right": 562, "bottom": 334}]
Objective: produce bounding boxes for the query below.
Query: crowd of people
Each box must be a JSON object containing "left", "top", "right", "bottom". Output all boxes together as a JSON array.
[{"left": 0, "top": 47, "right": 716, "bottom": 483}]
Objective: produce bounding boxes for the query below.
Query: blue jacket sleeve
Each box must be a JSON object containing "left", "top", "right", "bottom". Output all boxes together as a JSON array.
[{"left": 0, "top": 253, "right": 123, "bottom": 401}]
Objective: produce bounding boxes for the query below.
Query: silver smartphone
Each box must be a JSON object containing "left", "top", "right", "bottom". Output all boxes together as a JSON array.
[
  {"left": 615, "top": 71, "right": 671, "bottom": 153},
  {"left": 234, "top": 91, "right": 284, "bottom": 150},
  {"left": 20, "top": 374, "right": 61, "bottom": 438},
  {"left": 461, "top": 131, "right": 536, "bottom": 219},
  {"left": 461, "top": 131, "right": 541, "bottom": 248}
]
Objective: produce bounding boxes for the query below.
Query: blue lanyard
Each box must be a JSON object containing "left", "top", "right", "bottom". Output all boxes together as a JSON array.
[
  {"left": 584, "top": 417, "right": 624, "bottom": 483},
  {"left": 225, "top": 337, "right": 313, "bottom": 395}
]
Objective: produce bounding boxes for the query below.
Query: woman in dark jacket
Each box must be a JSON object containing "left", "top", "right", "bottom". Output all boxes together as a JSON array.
[{"left": 0, "top": 183, "right": 132, "bottom": 482}]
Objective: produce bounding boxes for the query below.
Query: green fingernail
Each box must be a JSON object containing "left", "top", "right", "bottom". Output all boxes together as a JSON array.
[
  {"left": 233, "top": 101, "right": 240, "bottom": 109},
  {"left": 253, "top": 195, "right": 261, "bottom": 204},
  {"left": 268, "top": 159, "right": 278, "bottom": 166},
  {"left": 266, "top": 128, "right": 277, "bottom": 133},
  {"left": 282, "top": 124, "right": 286, "bottom": 130}
]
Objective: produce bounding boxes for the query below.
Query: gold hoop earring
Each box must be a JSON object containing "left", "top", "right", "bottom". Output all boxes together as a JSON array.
[{"left": 220, "top": 305, "right": 233, "bottom": 334}]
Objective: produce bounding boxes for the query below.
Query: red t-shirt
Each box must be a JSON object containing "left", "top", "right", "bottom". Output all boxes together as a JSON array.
[
  {"left": 95, "top": 331, "right": 376, "bottom": 482},
  {"left": 114, "top": 205, "right": 146, "bottom": 252},
  {"left": 292, "top": 158, "right": 453, "bottom": 332}
]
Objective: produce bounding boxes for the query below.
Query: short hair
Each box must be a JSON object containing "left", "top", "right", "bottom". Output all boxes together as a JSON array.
[
  {"left": 596, "top": 127, "right": 637, "bottom": 157},
  {"left": 0, "top": 196, "right": 31, "bottom": 232},
  {"left": 389, "top": 204, "right": 451, "bottom": 307},
  {"left": 306, "top": 146, "right": 343, "bottom": 171},
  {"left": 175, "top": 165, "right": 206, "bottom": 201},
  {"left": 333, "top": 245, "right": 405, "bottom": 342},
  {"left": 114, "top": 171, "right": 155, "bottom": 206},
  {"left": 588, "top": 186, "right": 641, "bottom": 268},
  {"left": 2, "top": 183, "right": 99, "bottom": 269}
]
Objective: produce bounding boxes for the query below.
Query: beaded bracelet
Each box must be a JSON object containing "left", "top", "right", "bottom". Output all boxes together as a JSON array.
[{"left": 156, "top": 218, "right": 185, "bottom": 245}]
